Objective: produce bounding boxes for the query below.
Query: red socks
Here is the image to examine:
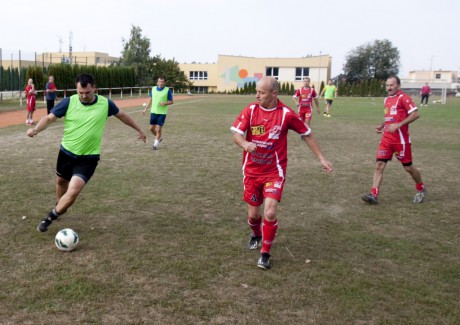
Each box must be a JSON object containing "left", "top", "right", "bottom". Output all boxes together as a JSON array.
[
  {"left": 371, "top": 187, "right": 379, "bottom": 197},
  {"left": 261, "top": 218, "right": 278, "bottom": 254},
  {"left": 248, "top": 215, "right": 262, "bottom": 237},
  {"left": 416, "top": 182, "right": 425, "bottom": 192}
]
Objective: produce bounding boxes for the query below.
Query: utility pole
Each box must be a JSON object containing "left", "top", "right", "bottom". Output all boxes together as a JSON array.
[{"left": 69, "top": 31, "right": 73, "bottom": 64}]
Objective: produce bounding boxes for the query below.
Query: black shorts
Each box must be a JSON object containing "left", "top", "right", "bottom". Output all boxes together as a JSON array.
[
  {"left": 326, "top": 99, "right": 333, "bottom": 105},
  {"left": 56, "top": 150, "right": 99, "bottom": 183},
  {"left": 46, "top": 100, "right": 55, "bottom": 114}
]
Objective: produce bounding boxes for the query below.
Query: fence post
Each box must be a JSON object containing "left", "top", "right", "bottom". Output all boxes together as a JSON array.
[
  {"left": 120, "top": 87, "right": 123, "bottom": 99},
  {"left": 109, "top": 88, "right": 112, "bottom": 99}
]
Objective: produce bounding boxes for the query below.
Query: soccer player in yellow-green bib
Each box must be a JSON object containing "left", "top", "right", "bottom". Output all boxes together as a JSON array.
[
  {"left": 27, "top": 73, "right": 146, "bottom": 232},
  {"left": 142, "top": 76, "right": 174, "bottom": 150},
  {"left": 320, "top": 79, "right": 338, "bottom": 117}
]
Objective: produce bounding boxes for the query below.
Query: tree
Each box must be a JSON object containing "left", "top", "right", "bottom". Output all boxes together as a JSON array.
[
  {"left": 120, "top": 25, "right": 151, "bottom": 86},
  {"left": 147, "top": 56, "right": 192, "bottom": 92},
  {"left": 344, "top": 39, "right": 400, "bottom": 82}
]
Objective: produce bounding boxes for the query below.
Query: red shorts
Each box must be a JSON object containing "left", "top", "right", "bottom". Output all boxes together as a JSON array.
[
  {"left": 243, "top": 175, "right": 285, "bottom": 206},
  {"left": 298, "top": 107, "right": 312, "bottom": 123},
  {"left": 26, "top": 96, "right": 36, "bottom": 112},
  {"left": 376, "top": 137, "right": 412, "bottom": 164}
]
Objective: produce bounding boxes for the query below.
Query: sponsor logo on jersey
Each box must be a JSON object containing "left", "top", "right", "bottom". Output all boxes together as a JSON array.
[
  {"left": 251, "top": 125, "right": 265, "bottom": 135},
  {"left": 274, "top": 182, "right": 282, "bottom": 188},
  {"left": 390, "top": 105, "right": 397, "bottom": 115},
  {"left": 268, "top": 125, "right": 281, "bottom": 140}
]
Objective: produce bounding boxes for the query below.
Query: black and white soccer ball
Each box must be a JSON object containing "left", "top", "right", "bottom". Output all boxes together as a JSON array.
[{"left": 55, "top": 228, "right": 79, "bottom": 252}]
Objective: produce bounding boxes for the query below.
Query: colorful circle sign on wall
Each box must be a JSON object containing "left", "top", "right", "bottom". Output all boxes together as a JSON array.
[{"left": 238, "top": 69, "right": 248, "bottom": 78}]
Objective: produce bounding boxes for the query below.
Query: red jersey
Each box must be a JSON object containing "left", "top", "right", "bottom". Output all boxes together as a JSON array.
[
  {"left": 25, "top": 85, "right": 35, "bottom": 98},
  {"left": 382, "top": 90, "right": 417, "bottom": 144},
  {"left": 231, "top": 99, "right": 311, "bottom": 178},
  {"left": 293, "top": 87, "right": 317, "bottom": 108},
  {"left": 421, "top": 85, "right": 431, "bottom": 95}
]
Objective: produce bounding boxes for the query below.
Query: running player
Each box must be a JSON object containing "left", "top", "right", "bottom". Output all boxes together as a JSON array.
[
  {"left": 292, "top": 77, "right": 320, "bottom": 125},
  {"left": 231, "top": 76, "right": 333, "bottom": 270}
]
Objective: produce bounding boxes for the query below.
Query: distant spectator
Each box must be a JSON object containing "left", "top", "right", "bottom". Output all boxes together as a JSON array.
[
  {"left": 25, "top": 78, "right": 36, "bottom": 125},
  {"left": 420, "top": 82, "right": 431, "bottom": 107},
  {"left": 45, "top": 75, "right": 58, "bottom": 114}
]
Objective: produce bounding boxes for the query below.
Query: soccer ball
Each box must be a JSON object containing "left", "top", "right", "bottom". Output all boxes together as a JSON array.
[
  {"left": 142, "top": 102, "right": 147, "bottom": 107},
  {"left": 55, "top": 228, "right": 79, "bottom": 251}
]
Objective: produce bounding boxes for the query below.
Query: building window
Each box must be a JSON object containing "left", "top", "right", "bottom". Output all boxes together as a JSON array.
[
  {"left": 435, "top": 73, "right": 441, "bottom": 79},
  {"left": 295, "top": 67, "right": 310, "bottom": 80},
  {"left": 266, "top": 67, "right": 279, "bottom": 79},
  {"left": 191, "top": 86, "right": 208, "bottom": 93},
  {"left": 189, "top": 71, "right": 208, "bottom": 80}
]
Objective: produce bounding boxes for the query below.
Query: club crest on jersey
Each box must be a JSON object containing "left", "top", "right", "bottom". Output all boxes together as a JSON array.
[
  {"left": 268, "top": 125, "right": 281, "bottom": 139},
  {"left": 390, "top": 105, "right": 397, "bottom": 115},
  {"left": 251, "top": 125, "right": 265, "bottom": 135}
]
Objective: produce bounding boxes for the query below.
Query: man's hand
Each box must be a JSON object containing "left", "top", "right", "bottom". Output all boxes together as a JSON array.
[
  {"left": 320, "top": 159, "right": 333, "bottom": 174},
  {"left": 244, "top": 142, "right": 257, "bottom": 153}
]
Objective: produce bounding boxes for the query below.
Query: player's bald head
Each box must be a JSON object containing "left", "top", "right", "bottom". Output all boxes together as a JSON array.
[{"left": 258, "top": 76, "right": 279, "bottom": 93}]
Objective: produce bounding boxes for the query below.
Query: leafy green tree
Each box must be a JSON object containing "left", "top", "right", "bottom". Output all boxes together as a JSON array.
[
  {"left": 147, "top": 56, "right": 192, "bottom": 92},
  {"left": 344, "top": 39, "right": 400, "bottom": 82},
  {"left": 120, "top": 25, "right": 151, "bottom": 86}
]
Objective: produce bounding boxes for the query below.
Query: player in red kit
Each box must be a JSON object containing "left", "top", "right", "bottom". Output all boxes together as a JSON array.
[
  {"left": 362, "top": 75, "right": 426, "bottom": 205},
  {"left": 292, "top": 77, "right": 320, "bottom": 125},
  {"left": 231, "top": 76, "right": 333, "bottom": 270},
  {"left": 25, "top": 78, "right": 36, "bottom": 125}
]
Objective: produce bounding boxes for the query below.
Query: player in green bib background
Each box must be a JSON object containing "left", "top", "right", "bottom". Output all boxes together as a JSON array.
[
  {"left": 142, "top": 76, "right": 174, "bottom": 150},
  {"left": 27, "top": 73, "right": 147, "bottom": 232},
  {"left": 320, "top": 79, "right": 338, "bottom": 117}
]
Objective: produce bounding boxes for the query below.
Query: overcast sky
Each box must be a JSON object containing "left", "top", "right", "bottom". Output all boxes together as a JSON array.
[{"left": 2, "top": 0, "right": 458, "bottom": 77}]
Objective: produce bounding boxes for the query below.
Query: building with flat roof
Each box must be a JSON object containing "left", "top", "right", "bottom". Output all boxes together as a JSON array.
[{"left": 179, "top": 54, "right": 331, "bottom": 93}]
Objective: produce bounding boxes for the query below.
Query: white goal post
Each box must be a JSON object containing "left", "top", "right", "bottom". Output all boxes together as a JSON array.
[{"left": 400, "top": 78, "right": 448, "bottom": 104}]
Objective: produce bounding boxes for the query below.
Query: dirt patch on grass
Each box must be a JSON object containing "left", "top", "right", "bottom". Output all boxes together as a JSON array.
[{"left": 0, "top": 95, "right": 198, "bottom": 128}]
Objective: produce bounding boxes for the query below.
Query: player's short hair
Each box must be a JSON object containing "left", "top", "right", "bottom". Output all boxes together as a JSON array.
[
  {"left": 75, "top": 73, "right": 95, "bottom": 87},
  {"left": 158, "top": 76, "right": 165, "bottom": 81},
  {"left": 303, "top": 77, "right": 311, "bottom": 82},
  {"left": 387, "top": 75, "right": 401, "bottom": 85}
]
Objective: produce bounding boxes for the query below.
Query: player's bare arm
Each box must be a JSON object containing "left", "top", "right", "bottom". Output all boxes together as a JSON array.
[
  {"left": 302, "top": 134, "right": 333, "bottom": 173},
  {"left": 115, "top": 110, "right": 147, "bottom": 143},
  {"left": 27, "top": 113, "right": 57, "bottom": 137},
  {"left": 314, "top": 98, "right": 320, "bottom": 113},
  {"left": 232, "top": 132, "right": 257, "bottom": 153},
  {"left": 160, "top": 100, "right": 174, "bottom": 106},
  {"left": 142, "top": 99, "right": 152, "bottom": 115},
  {"left": 376, "top": 122, "right": 385, "bottom": 133},
  {"left": 387, "top": 110, "right": 420, "bottom": 133}
]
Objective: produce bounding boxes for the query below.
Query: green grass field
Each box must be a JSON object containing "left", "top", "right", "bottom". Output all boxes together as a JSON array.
[{"left": 1, "top": 95, "right": 459, "bottom": 324}]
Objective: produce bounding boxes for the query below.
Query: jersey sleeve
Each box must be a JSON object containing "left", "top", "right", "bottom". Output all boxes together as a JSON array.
[
  {"left": 50, "top": 97, "right": 71, "bottom": 118},
  {"left": 292, "top": 89, "right": 300, "bottom": 98},
  {"left": 168, "top": 89, "right": 173, "bottom": 101},
  {"left": 107, "top": 99, "right": 120, "bottom": 116},
  {"left": 230, "top": 105, "right": 252, "bottom": 135},
  {"left": 403, "top": 94, "right": 417, "bottom": 114}
]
